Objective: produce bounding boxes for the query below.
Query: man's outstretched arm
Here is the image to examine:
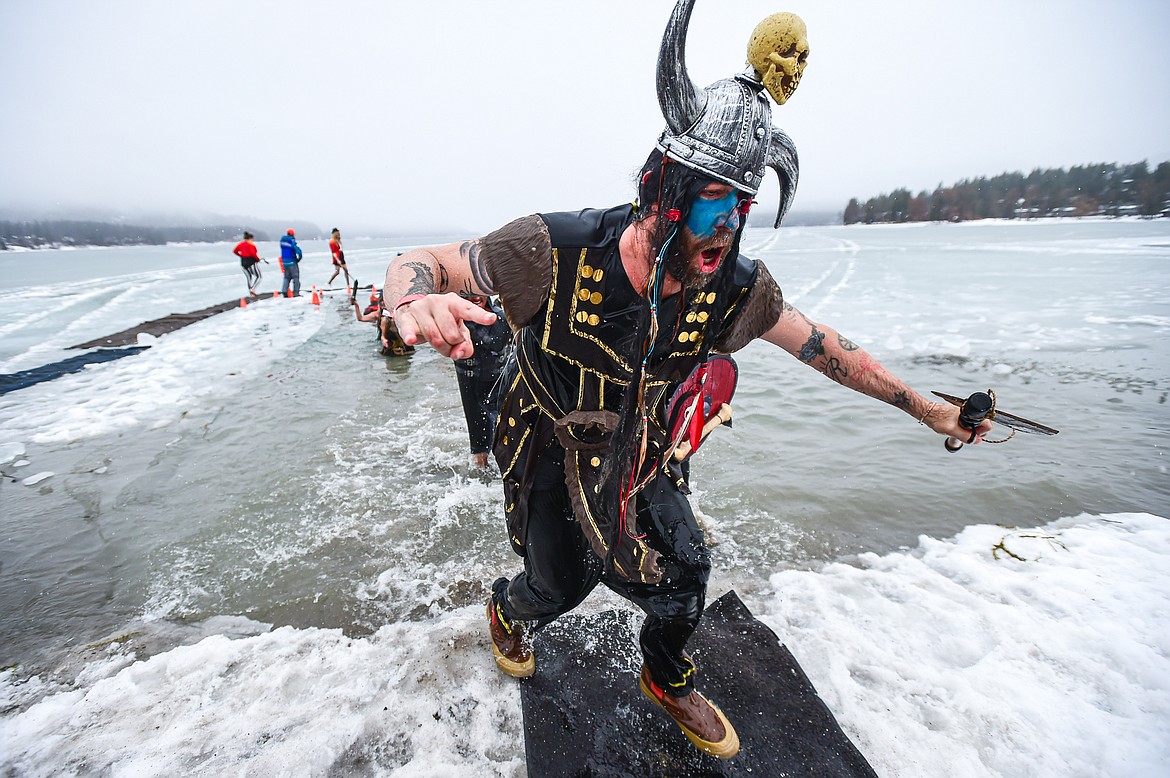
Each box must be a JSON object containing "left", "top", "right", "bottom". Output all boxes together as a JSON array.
[
  {"left": 382, "top": 240, "right": 498, "bottom": 359},
  {"left": 760, "top": 300, "right": 990, "bottom": 442}
]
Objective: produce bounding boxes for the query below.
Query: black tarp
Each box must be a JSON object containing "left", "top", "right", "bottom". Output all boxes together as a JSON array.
[
  {"left": 3, "top": 295, "right": 273, "bottom": 395},
  {"left": 67, "top": 298, "right": 254, "bottom": 350},
  {"left": 0, "top": 347, "right": 150, "bottom": 396},
  {"left": 520, "top": 589, "right": 878, "bottom": 778},
  {"left": 64, "top": 288, "right": 370, "bottom": 351}
]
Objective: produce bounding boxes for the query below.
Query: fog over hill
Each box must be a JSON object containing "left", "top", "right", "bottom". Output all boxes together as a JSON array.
[{"left": 1, "top": 203, "right": 840, "bottom": 251}]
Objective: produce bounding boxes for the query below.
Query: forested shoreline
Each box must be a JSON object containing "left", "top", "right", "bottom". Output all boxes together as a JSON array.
[
  {"left": 0, "top": 221, "right": 270, "bottom": 251},
  {"left": 8, "top": 160, "right": 1169, "bottom": 247},
  {"left": 844, "top": 160, "right": 1170, "bottom": 225}
]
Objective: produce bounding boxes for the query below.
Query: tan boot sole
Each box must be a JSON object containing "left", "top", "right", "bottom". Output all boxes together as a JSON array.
[
  {"left": 639, "top": 675, "right": 740, "bottom": 759},
  {"left": 487, "top": 601, "right": 535, "bottom": 678},
  {"left": 491, "top": 641, "right": 535, "bottom": 678}
]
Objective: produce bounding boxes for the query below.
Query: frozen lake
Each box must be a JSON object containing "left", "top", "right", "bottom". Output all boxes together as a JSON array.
[{"left": 1, "top": 218, "right": 1168, "bottom": 776}]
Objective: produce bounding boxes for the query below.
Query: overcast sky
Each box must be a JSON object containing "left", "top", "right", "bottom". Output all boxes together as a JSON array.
[{"left": 2, "top": 0, "right": 1168, "bottom": 234}]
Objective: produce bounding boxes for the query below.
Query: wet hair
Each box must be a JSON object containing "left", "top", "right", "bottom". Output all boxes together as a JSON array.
[
  {"left": 331, "top": 227, "right": 339, "bottom": 234},
  {"left": 243, "top": 231, "right": 254, "bottom": 240}
]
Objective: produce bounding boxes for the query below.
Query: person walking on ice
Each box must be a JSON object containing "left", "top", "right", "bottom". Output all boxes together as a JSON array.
[
  {"left": 328, "top": 227, "right": 350, "bottom": 288},
  {"left": 232, "top": 231, "right": 264, "bottom": 295}
]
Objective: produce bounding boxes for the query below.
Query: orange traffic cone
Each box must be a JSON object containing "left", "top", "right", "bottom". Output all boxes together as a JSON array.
[
  {"left": 286, "top": 288, "right": 294, "bottom": 299},
  {"left": 273, "top": 291, "right": 280, "bottom": 299},
  {"left": 240, "top": 297, "right": 248, "bottom": 308},
  {"left": 311, "top": 286, "right": 321, "bottom": 305}
]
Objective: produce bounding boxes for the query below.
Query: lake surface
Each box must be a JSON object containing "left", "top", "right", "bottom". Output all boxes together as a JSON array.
[{"left": 1, "top": 219, "right": 1167, "bottom": 776}]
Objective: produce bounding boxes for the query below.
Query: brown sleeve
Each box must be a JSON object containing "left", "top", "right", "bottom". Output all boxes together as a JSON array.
[
  {"left": 712, "top": 259, "right": 783, "bottom": 353},
  {"left": 478, "top": 215, "right": 552, "bottom": 331}
]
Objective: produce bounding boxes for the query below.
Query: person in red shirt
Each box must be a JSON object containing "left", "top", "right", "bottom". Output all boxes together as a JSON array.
[
  {"left": 327, "top": 227, "right": 350, "bottom": 288},
  {"left": 232, "top": 231, "right": 265, "bottom": 294}
]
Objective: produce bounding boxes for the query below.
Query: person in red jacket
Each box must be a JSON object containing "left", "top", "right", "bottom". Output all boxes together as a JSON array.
[
  {"left": 232, "top": 232, "right": 265, "bottom": 294},
  {"left": 327, "top": 227, "right": 350, "bottom": 288}
]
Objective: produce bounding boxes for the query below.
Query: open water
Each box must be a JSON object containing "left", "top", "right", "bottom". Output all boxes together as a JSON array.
[{"left": 0, "top": 219, "right": 1168, "bottom": 776}]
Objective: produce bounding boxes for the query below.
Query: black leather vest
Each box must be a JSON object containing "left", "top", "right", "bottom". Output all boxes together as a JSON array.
[{"left": 493, "top": 204, "right": 758, "bottom": 583}]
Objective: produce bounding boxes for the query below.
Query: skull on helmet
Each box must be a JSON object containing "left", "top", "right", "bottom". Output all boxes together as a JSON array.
[{"left": 747, "top": 13, "right": 809, "bottom": 105}]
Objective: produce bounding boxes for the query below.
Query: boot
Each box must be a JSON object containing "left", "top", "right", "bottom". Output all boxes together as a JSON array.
[
  {"left": 487, "top": 584, "right": 534, "bottom": 678},
  {"left": 639, "top": 665, "right": 739, "bottom": 759}
]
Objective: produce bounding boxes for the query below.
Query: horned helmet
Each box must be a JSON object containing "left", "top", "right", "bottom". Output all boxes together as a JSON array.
[{"left": 655, "top": 0, "right": 805, "bottom": 228}]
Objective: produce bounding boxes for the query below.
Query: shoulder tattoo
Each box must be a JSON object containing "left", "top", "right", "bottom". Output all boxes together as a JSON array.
[
  {"left": 462, "top": 240, "right": 494, "bottom": 294},
  {"left": 403, "top": 261, "right": 435, "bottom": 296}
]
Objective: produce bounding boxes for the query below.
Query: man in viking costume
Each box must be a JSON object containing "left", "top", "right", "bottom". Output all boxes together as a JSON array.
[{"left": 383, "top": 1, "right": 987, "bottom": 759}]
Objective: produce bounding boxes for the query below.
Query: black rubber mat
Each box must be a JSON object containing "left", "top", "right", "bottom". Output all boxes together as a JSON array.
[{"left": 520, "top": 589, "right": 878, "bottom": 777}]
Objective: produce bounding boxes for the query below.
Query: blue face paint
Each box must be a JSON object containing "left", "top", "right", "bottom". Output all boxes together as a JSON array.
[{"left": 685, "top": 190, "right": 741, "bottom": 238}]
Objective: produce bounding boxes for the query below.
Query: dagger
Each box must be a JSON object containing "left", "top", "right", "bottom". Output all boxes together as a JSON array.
[{"left": 931, "top": 390, "right": 1059, "bottom": 453}]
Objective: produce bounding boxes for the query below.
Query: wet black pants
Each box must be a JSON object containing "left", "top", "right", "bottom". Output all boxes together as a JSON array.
[
  {"left": 497, "top": 449, "right": 711, "bottom": 696},
  {"left": 456, "top": 370, "right": 499, "bottom": 454}
]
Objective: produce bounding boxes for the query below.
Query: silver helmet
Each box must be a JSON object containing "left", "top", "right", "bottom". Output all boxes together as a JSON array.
[{"left": 655, "top": 0, "right": 802, "bottom": 228}]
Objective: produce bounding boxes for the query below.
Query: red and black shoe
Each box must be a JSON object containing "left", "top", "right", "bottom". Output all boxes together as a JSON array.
[
  {"left": 487, "top": 583, "right": 534, "bottom": 678},
  {"left": 639, "top": 665, "right": 740, "bottom": 759}
]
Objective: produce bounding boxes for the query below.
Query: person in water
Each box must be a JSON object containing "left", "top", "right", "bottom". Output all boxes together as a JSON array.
[
  {"left": 382, "top": 0, "right": 991, "bottom": 760},
  {"left": 352, "top": 287, "right": 412, "bottom": 356},
  {"left": 232, "top": 231, "right": 264, "bottom": 294},
  {"left": 280, "top": 229, "right": 303, "bottom": 297},
  {"left": 453, "top": 295, "right": 512, "bottom": 468},
  {"left": 328, "top": 227, "right": 350, "bottom": 288}
]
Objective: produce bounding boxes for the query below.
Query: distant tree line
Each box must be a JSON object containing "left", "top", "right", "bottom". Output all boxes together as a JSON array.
[
  {"left": 0, "top": 221, "right": 274, "bottom": 250},
  {"left": 843, "top": 160, "right": 1170, "bottom": 225}
]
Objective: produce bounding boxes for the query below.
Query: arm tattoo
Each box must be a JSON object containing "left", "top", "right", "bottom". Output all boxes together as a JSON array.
[
  {"left": 837, "top": 334, "right": 859, "bottom": 351},
  {"left": 438, "top": 265, "right": 450, "bottom": 292},
  {"left": 891, "top": 390, "right": 913, "bottom": 411},
  {"left": 825, "top": 356, "right": 848, "bottom": 384},
  {"left": 403, "top": 261, "right": 435, "bottom": 296},
  {"left": 462, "top": 240, "right": 494, "bottom": 294},
  {"left": 798, "top": 325, "right": 826, "bottom": 363}
]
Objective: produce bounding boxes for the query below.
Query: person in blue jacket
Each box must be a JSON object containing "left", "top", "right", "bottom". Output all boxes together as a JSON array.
[{"left": 279, "top": 229, "right": 304, "bottom": 297}]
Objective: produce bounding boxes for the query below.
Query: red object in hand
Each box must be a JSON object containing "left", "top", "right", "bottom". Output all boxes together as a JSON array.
[
  {"left": 667, "top": 355, "right": 738, "bottom": 460},
  {"left": 688, "top": 388, "right": 705, "bottom": 452}
]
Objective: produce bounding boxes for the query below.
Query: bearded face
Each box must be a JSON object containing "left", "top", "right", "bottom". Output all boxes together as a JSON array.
[
  {"left": 665, "top": 229, "right": 733, "bottom": 290},
  {"left": 662, "top": 184, "right": 745, "bottom": 289}
]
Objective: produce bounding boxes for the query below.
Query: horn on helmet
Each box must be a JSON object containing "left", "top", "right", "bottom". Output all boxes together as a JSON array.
[
  {"left": 656, "top": 0, "right": 705, "bottom": 134},
  {"left": 766, "top": 127, "right": 800, "bottom": 228}
]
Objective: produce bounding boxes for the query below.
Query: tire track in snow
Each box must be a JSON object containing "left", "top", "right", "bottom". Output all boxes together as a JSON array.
[{"left": 806, "top": 238, "right": 859, "bottom": 317}]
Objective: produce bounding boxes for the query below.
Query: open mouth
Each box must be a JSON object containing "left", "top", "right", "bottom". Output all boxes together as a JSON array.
[{"left": 699, "top": 246, "right": 724, "bottom": 272}]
